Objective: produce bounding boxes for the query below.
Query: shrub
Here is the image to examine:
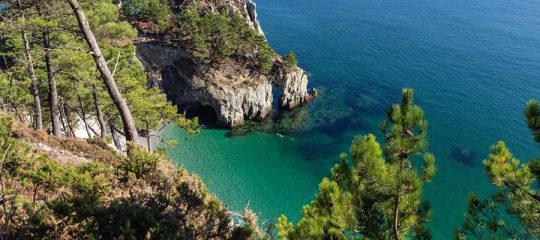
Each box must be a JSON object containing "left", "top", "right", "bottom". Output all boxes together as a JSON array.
[
  {"left": 121, "top": 143, "right": 161, "bottom": 179},
  {"left": 124, "top": 0, "right": 171, "bottom": 30},
  {"left": 178, "top": 2, "right": 275, "bottom": 72},
  {"left": 283, "top": 50, "right": 297, "bottom": 68}
]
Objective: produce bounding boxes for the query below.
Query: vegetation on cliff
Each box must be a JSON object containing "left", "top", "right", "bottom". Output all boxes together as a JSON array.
[
  {"left": 282, "top": 51, "right": 298, "bottom": 69},
  {"left": 1, "top": 0, "right": 537, "bottom": 239},
  {"left": 123, "top": 0, "right": 275, "bottom": 74},
  {"left": 0, "top": 0, "right": 198, "bottom": 151},
  {"left": 0, "top": 0, "right": 262, "bottom": 239},
  {"left": 0, "top": 114, "right": 259, "bottom": 239}
]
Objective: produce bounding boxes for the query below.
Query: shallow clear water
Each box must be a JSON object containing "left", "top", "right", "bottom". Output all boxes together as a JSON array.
[{"left": 161, "top": 0, "right": 540, "bottom": 237}]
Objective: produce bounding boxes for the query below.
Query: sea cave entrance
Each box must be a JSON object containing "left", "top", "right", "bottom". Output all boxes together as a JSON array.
[{"left": 184, "top": 104, "right": 219, "bottom": 127}]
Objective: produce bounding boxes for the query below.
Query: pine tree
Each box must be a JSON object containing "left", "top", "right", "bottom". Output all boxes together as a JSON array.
[
  {"left": 525, "top": 100, "right": 540, "bottom": 143},
  {"left": 380, "top": 88, "right": 436, "bottom": 239},
  {"left": 278, "top": 88, "right": 436, "bottom": 240},
  {"left": 17, "top": 0, "right": 43, "bottom": 130},
  {"left": 282, "top": 50, "right": 297, "bottom": 69},
  {"left": 456, "top": 100, "right": 540, "bottom": 239},
  {"left": 127, "top": 87, "right": 199, "bottom": 151},
  {"left": 67, "top": 0, "right": 139, "bottom": 143}
]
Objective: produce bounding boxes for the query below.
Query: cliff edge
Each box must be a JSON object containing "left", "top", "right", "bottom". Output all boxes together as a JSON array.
[{"left": 132, "top": 0, "right": 314, "bottom": 127}]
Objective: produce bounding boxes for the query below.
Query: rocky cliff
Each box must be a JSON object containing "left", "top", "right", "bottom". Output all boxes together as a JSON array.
[{"left": 135, "top": 0, "right": 314, "bottom": 127}]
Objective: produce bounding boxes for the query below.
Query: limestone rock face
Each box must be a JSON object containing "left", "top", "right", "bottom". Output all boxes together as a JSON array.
[
  {"left": 134, "top": 0, "right": 314, "bottom": 127},
  {"left": 136, "top": 43, "right": 273, "bottom": 127},
  {"left": 136, "top": 42, "right": 314, "bottom": 127},
  {"left": 273, "top": 66, "right": 310, "bottom": 110},
  {"left": 244, "top": 0, "right": 265, "bottom": 36}
]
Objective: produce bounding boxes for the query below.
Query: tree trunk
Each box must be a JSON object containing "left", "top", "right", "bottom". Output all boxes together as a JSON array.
[
  {"left": 392, "top": 196, "right": 400, "bottom": 240},
  {"left": 23, "top": 29, "right": 43, "bottom": 130},
  {"left": 92, "top": 85, "right": 106, "bottom": 139},
  {"left": 59, "top": 99, "right": 69, "bottom": 136},
  {"left": 43, "top": 30, "right": 61, "bottom": 137},
  {"left": 60, "top": 100, "right": 75, "bottom": 137},
  {"left": 77, "top": 94, "right": 92, "bottom": 137},
  {"left": 109, "top": 119, "right": 122, "bottom": 151},
  {"left": 67, "top": 0, "right": 138, "bottom": 144},
  {"left": 17, "top": 0, "right": 43, "bottom": 130},
  {"left": 145, "top": 115, "right": 151, "bottom": 152}
]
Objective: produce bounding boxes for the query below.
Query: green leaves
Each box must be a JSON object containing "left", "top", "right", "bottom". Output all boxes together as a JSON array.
[
  {"left": 457, "top": 100, "right": 540, "bottom": 239},
  {"left": 177, "top": 2, "right": 274, "bottom": 72},
  {"left": 456, "top": 192, "right": 520, "bottom": 240},
  {"left": 122, "top": 143, "right": 161, "bottom": 179},
  {"left": 284, "top": 178, "right": 352, "bottom": 240},
  {"left": 123, "top": 0, "right": 171, "bottom": 31},
  {"left": 525, "top": 99, "right": 540, "bottom": 142},
  {"left": 423, "top": 153, "right": 436, "bottom": 182},
  {"left": 281, "top": 89, "right": 436, "bottom": 239},
  {"left": 276, "top": 215, "right": 293, "bottom": 239},
  {"left": 283, "top": 50, "right": 297, "bottom": 69},
  {"left": 483, "top": 141, "right": 520, "bottom": 188}
]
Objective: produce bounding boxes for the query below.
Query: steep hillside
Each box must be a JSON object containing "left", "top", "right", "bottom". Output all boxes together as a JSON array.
[{"left": 0, "top": 114, "right": 259, "bottom": 239}]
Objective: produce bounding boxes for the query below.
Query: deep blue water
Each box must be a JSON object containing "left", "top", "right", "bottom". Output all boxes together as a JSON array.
[{"left": 163, "top": 0, "right": 540, "bottom": 238}]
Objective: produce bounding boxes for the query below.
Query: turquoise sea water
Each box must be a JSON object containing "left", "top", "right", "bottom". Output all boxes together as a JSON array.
[{"left": 162, "top": 0, "right": 540, "bottom": 238}]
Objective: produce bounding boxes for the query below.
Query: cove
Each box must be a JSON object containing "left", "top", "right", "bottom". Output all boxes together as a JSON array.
[{"left": 161, "top": 0, "right": 540, "bottom": 238}]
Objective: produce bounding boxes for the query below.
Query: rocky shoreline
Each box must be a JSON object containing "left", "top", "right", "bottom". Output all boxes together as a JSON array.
[{"left": 134, "top": 0, "right": 315, "bottom": 127}]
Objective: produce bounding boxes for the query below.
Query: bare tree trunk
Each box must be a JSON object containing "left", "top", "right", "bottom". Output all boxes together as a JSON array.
[
  {"left": 109, "top": 119, "right": 122, "bottom": 151},
  {"left": 77, "top": 94, "right": 92, "bottom": 137},
  {"left": 145, "top": 115, "right": 151, "bottom": 152},
  {"left": 63, "top": 103, "right": 76, "bottom": 137},
  {"left": 59, "top": 100, "right": 69, "bottom": 136},
  {"left": 392, "top": 196, "right": 400, "bottom": 240},
  {"left": 43, "top": 30, "right": 61, "bottom": 137},
  {"left": 17, "top": 0, "right": 43, "bottom": 130},
  {"left": 59, "top": 99, "right": 73, "bottom": 137},
  {"left": 92, "top": 85, "right": 106, "bottom": 139},
  {"left": 67, "top": 0, "right": 138, "bottom": 144}
]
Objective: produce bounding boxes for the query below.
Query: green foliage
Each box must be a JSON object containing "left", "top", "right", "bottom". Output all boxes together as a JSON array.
[
  {"left": 0, "top": 114, "right": 237, "bottom": 239},
  {"left": 276, "top": 215, "right": 293, "bottom": 239},
  {"left": 0, "top": 114, "right": 33, "bottom": 177},
  {"left": 525, "top": 100, "right": 540, "bottom": 142},
  {"left": 231, "top": 224, "right": 256, "bottom": 240},
  {"left": 283, "top": 50, "right": 298, "bottom": 69},
  {"left": 123, "top": 0, "right": 171, "bottom": 31},
  {"left": 455, "top": 192, "right": 520, "bottom": 240},
  {"left": 279, "top": 88, "right": 436, "bottom": 240},
  {"left": 122, "top": 144, "right": 161, "bottom": 179},
  {"left": 257, "top": 39, "right": 274, "bottom": 74},
  {"left": 127, "top": 87, "right": 199, "bottom": 134},
  {"left": 0, "top": 33, "right": 33, "bottom": 117},
  {"left": 178, "top": 2, "right": 274, "bottom": 72},
  {"left": 457, "top": 101, "right": 540, "bottom": 238},
  {"left": 475, "top": 141, "right": 538, "bottom": 236},
  {"left": 290, "top": 178, "right": 353, "bottom": 240}
]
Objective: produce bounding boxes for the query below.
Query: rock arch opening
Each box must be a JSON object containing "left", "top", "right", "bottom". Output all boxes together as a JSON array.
[
  {"left": 184, "top": 104, "right": 219, "bottom": 126},
  {"left": 271, "top": 85, "right": 282, "bottom": 113}
]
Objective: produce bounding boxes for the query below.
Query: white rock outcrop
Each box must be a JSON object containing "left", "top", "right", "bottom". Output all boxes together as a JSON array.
[{"left": 134, "top": 0, "right": 314, "bottom": 127}]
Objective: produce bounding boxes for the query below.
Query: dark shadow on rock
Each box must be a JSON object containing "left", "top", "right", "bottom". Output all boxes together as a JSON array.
[{"left": 184, "top": 104, "right": 220, "bottom": 127}]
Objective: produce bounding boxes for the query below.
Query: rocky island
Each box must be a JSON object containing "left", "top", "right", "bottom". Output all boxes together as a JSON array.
[{"left": 133, "top": 0, "right": 314, "bottom": 127}]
